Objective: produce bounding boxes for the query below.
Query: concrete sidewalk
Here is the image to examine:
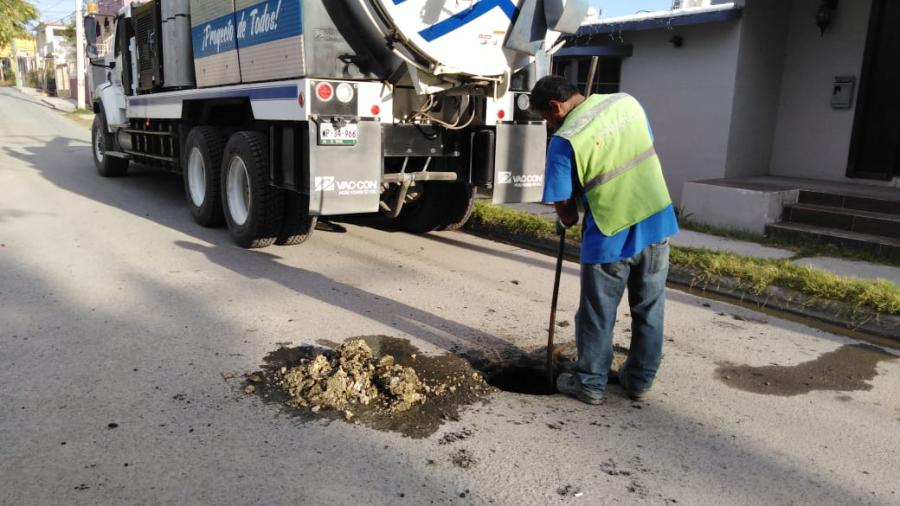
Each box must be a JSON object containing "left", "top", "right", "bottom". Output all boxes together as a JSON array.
[
  {"left": 504, "top": 202, "right": 900, "bottom": 286},
  {"left": 17, "top": 86, "right": 78, "bottom": 112}
]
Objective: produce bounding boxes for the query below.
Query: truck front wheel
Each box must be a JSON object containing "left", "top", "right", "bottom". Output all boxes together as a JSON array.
[
  {"left": 221, "top": 131, "right": 284, "bottom": 248},
  {"left": 183, "top": 126, "right": 225, "bottom": 227},
  {"left": 91, "top": 112, "right": 129, "bottom": 177}
]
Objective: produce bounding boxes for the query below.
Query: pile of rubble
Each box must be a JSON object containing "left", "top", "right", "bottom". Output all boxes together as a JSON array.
[{"left": 273, "top": 338, "right": 426, "bottom": 415}]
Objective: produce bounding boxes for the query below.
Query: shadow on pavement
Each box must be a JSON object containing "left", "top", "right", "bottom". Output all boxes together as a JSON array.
[{"left": 3, "top": 134, "right": 524, "bottom": 360}]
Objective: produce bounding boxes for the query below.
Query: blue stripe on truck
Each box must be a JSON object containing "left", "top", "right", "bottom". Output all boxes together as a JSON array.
[
  {"left": 418, "top": 0, "right": 517, "bottom": 42},
  {"left": 192, "top": 0, "right": 302, "bottom": 60}
]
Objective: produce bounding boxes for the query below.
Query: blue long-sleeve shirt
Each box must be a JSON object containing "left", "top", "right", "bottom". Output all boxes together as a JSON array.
[{"left": 542, "top": 133, "right": 679, "bottom": 264}]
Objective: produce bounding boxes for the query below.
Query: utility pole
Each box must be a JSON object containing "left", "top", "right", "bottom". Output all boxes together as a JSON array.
[{"left": 75, "top": 0, "right": 86, "bottom": 110}]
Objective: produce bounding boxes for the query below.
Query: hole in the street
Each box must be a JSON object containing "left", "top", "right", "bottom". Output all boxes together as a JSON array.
[{"left": 487, "top": 365, "right": 555, "bottom": 396}]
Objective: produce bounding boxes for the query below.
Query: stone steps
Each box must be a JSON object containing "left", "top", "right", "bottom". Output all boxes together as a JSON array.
[
  {"left": 782, "top": 203, "right": 900, "bottom": 240},
  {"left": 767, "top": 189, "right": 900, "bottom": 261}
]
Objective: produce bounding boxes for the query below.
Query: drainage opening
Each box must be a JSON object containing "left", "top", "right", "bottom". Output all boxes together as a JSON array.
[{"left": 487, "top": 366, "right": 555, "bottom": 396}]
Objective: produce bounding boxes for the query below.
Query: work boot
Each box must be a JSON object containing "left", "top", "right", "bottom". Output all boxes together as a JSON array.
[
  {"left": 618, "top": 370, "right": 647, "bottom": 401},
  {"left": 556, "top": 372, "right": 604, "bottom": 405}
]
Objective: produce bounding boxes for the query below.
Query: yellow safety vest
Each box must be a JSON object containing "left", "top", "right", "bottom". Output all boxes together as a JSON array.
[{"left": 555, "top": 93, "right": 672, "bottom": 236}]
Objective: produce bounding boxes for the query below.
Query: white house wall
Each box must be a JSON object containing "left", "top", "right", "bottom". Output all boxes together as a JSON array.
[
  {"left": 618, "top": 20, "right": 742, "bottom": 203},
  {"left": 769, "top": 0, "right": 872, "bottom": 182},
  {"left": 725, "top": 0, "right": 791, "bottom": 179}
]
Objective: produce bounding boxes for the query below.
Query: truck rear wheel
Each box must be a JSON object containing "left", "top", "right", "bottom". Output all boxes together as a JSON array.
[
  {"left": 395, "top": 182, "right": 476, "bottom": 233},
  {"left": 221, "top": 131, "right": 284, "bottom": 248},
  {"left": 92, "top": 111, "right": 129, "bottom": 177},
  {"left": 183, "top": 126, "right": 225, "bottom": 227},
  {"left": 438, "top": 182, "right": 476, "bottom": 231},
  {"left": 276, "top": 193, "right": 317, "bottom": 246}
]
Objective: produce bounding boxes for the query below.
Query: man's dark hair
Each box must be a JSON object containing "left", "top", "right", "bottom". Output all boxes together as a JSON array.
[{"left": 529, "top": 76, "right": 580, "bottom": 112}]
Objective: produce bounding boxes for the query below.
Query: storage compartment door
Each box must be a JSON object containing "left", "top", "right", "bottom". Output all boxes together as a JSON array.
[
  {"left": 162, "top": 0, "right": 195, "bottom": 88},
  {"left": 235, "top": 0, "right": 305, "bottom": 83},
  {"left": 190, "top": 0, "right": 241, "bottom": 87}
]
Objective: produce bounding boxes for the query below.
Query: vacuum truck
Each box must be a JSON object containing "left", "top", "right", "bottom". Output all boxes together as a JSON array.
[{"left": 84, "top": 0, "right": 587, "bottom": 247}]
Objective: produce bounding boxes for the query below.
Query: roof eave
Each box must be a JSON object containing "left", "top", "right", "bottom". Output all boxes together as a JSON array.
[{"left": 576, "top": 5, "right": 743, "bottom": 37}]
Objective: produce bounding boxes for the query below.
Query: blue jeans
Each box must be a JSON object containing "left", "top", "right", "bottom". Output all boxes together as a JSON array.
[{"left": 573, "top": 240, "right": 669, "bottom": 396}]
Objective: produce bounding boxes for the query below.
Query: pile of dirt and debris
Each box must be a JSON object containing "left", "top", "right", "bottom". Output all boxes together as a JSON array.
[
  {"left": 248, "top": 336, "right": 497, "bottom": 437},
  {"left": 273, "top": 338, "right": 427, "bottom": 414}
]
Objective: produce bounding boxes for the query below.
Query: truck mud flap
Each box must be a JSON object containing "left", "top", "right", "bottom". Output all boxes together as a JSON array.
[
  {"left": 491, "top": 123, "right": 547, "bottom": 204},
  {"left": 308, "top": 119, "right": 383, "bottom": 216}
]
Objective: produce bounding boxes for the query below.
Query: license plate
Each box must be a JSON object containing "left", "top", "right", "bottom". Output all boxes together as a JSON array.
[{"left": 318, "top": 122, "right": 358, "bottom": 146}]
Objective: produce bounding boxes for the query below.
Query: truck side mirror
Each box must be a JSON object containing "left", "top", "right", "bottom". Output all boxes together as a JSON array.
[{"left": 84, "top": 15, "right": 98, "bottom": 58}]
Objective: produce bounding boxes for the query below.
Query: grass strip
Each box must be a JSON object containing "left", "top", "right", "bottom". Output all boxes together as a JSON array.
[
  {"left": 469, "top": 200, "right": 900, "bottom": 316},
  {"left": 469, "top": 200, "right": 583, "bottom": 242},
  {"left": 65, "top": 110, "right": 95, "bottom": 128},
  {"left": 671, "top": 247, "right": 900, "bottom": 315}
]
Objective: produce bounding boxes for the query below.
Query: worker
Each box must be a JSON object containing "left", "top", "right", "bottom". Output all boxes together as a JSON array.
[{"left": 530, "top": 76, "right": 679, "bottom": 404}]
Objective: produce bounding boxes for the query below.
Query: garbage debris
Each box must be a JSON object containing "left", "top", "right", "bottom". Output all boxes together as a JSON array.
[
  {"left": 274, "top": 338, "right": 426, "bottom": 413},
  {"left": 250, "top": 336, "right": 535, "bottom": 437}
]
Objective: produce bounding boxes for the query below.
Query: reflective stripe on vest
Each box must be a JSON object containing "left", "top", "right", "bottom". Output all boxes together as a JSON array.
[
  {"left": 555, "top": 94, "right": 629, "bottom": 140},
  {"left": 555, "top": 93, "right": 672, "bottom": 236},
  {"left": 583, "top": 146, "right": 658, "bottom": 193}
]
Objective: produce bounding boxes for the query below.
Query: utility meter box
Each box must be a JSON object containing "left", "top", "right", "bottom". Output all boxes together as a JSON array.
[{"left": 831, "top": 75, "right": 855, "bottom": 109}]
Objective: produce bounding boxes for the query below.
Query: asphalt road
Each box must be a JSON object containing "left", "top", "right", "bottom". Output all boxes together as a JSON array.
[{"left": 2, "top": 87, "right": 899, "bottom": 505}]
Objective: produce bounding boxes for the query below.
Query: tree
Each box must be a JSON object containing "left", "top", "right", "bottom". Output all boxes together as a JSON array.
[{"left": 0, "top": 0, "right": 39, "bottom": 48}]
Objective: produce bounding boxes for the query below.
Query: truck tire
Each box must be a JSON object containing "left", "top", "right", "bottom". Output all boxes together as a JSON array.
[
  {"left": 438, "top": 181, "right": 476, "bottom": 231},
  {"left": 91, "top": 111, "right": 129, "bottom": 177},
  {"left": 220, "top": 131, "right": 284, "bottom": 248},
  {"left": 183, "top": 127, "right": 225, "bottom": 227},
  {"left": 395, "top": 182, "right": 476, "bottom": 233},
  {"left": 276, "top": 192, "right": 317, "bottom": 246}
]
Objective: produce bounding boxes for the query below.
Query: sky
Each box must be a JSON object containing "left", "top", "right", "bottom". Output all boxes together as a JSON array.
[
  {"left": 31, "top": 0, "right": 676, "bottom": 25},
  {"left": 32, "top": 0, "right": 77, "bottom": 24},
  {"left": 591, "top": 0, "right": 674, "bottom": 18}
]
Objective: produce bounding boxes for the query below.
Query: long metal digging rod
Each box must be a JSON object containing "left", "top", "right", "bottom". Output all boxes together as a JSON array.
[{"left": 546, "top": 232, "right": 566, "bottom": 391}]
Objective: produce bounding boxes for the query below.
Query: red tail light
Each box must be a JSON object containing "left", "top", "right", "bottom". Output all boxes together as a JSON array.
[{"left": 316, "top": 82, "right": 334, "bottom": 102}]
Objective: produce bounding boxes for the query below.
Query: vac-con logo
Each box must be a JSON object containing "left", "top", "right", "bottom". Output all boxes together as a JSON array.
[
  {"left": 315, "top": 177, "right": 379, "bottom": 196},
  {"left": 497, "top": 172, "right": 543, "bottom": 188}
]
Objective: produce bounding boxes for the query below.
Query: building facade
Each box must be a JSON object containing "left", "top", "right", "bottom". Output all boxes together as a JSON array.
[
  {"left": 0, "top": 36, "right": 37, "bottom": 85},
  {"left": 34, "top": 22, "right": 72, "bottom": 95},
  {"left": 561, "top": 0, "right": 899, "bottom": 253}
]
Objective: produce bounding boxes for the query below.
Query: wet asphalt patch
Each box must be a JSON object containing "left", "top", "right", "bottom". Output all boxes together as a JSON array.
[{"left": 716, "top": 343, "right": 897, "bottom": 396}]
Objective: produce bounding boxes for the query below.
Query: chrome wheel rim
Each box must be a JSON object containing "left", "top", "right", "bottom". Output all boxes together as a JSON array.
[
  {"left": 226, "top": 156, "right": 251, "bottom": 227},
  {"left": 187, "top": 147, "right": 206, "bottom": 207},
  {"left": 94, "top": 125, "right": 104, "bottom": 163}
]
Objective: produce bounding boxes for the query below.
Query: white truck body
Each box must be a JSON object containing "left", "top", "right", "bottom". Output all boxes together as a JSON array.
[{"left": 86, "top": 0, "right": 587, "bottom": 247}]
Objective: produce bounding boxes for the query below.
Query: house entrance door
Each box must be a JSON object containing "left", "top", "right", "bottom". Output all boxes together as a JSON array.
[{"left": 848, "top": 0, "right": 900, "bottom": 180}]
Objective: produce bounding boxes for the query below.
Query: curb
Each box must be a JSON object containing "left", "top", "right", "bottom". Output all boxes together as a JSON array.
[
  {"left": 666, "top": 268, "right": 900, "bottom": 343},
  {"left": 40, "top": 97, "right": 76, "bottom": 113},
  {"left": 465, "top": 222, "right": 900, "bottom": 344},
  {"left": 10, "top": 88, "right": 76, "bottom": 112}
]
